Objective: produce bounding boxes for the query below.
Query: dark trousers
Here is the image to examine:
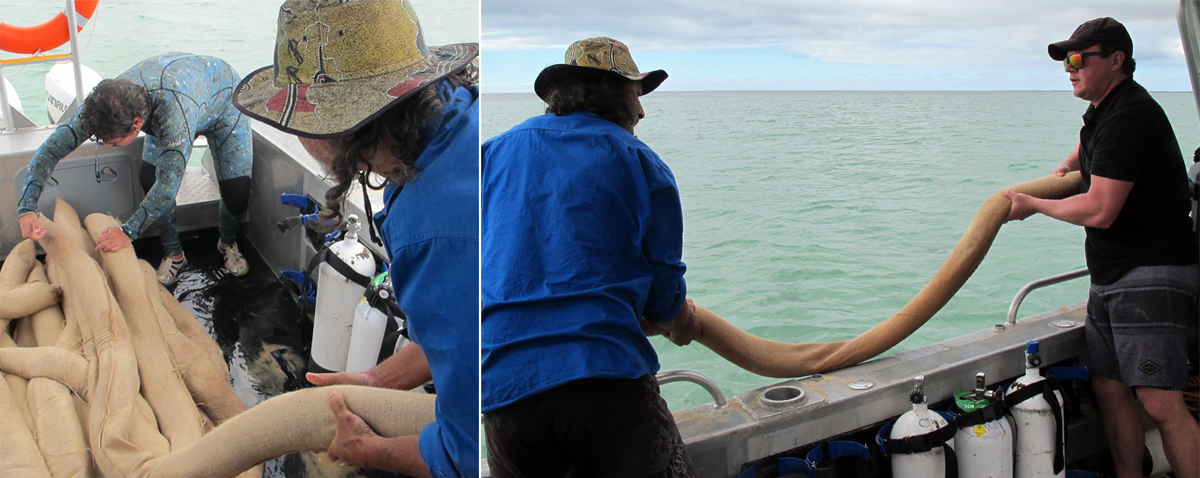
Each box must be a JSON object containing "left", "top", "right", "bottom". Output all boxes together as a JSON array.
[{"left": 484, "top": 374, "right": 697, "bottom": 478}]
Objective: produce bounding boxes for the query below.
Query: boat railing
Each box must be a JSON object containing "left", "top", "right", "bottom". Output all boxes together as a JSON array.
[
  {"left": 656, "top": 370, "right": 728, "bottom": 409},
  {"left": 1, "top": 0, "right": 87, "bottom": 132},
  {"left": 1178, "top": 0, "right": 1200, "bottom": 123},
  {"left": 1, "top": 0, "right": 88, "bottom": 133},
  {"left": 1003, "top": 267, "right": 1089, "bottom": 327}
]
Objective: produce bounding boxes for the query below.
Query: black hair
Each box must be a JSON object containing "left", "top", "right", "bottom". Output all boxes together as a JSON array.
[
  {"left": 320, "top": 64, "right": 477, "bottom": 228},
  {"left": 1100, "top": 44, "right": 1136, "bottom": 76},
  {"left": 543, "top": 73, "right": 638, "bottom": 133},
  {"left": 78, "top": 79, "right": 149, "bottom": 141}
]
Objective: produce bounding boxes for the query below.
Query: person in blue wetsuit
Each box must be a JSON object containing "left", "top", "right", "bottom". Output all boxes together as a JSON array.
[
  {"left": 232, "top": 0, "right": 479, "bottom": 476},
  {"left": 18, "top": 53, "right": 252, "bottom": 284},
  {"left": 482, "top": 37, "right": 701, "bottom": 478}
]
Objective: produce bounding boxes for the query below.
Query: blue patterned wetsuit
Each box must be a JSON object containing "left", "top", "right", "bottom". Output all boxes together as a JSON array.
[{"left": 18, "top": 53, "right": 252, "bottom": 255}]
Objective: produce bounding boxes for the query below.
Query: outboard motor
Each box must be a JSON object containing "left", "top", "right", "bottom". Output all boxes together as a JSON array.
[
  {"left": 44, "top": 62, "right": 101, "bottom": 124},
  {"left": 881, "top": 375, "right": 957, "bottom": 478},
  {"left": 346, "top": 271, "right": 407, "bottom": 372},
  {"left": 952, "top": 372, "right": 1012, "bottom": 478},
  {"left": 1004, "top": 341, "right": 1065, "bottom": 478},
  {"left": 309, "top": 215, "right": 376, "bottom": 373}
]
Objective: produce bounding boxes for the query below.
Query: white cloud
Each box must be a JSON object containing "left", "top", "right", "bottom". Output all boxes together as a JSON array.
[{"left": 483, "top": 0, "right": 1186, "bottom": 68}]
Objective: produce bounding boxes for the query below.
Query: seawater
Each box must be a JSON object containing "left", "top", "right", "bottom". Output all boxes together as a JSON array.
[
  {"left": 483, "top": 89, "right": 1200, "bottom": 411},
  {"left": 0, "top": 0, "right": 478, "bottom": 125}
]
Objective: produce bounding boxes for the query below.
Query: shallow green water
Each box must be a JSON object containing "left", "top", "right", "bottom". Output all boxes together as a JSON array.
[{"left": 483, "top": 89, "right": 1200, "bottom": 410}]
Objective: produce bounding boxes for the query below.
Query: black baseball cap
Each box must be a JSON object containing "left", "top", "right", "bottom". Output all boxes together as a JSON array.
[{"left": 1048, "top": 17, "right": 1133, "bottom": 61}]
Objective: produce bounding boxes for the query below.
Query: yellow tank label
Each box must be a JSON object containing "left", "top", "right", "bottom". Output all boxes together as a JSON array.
[{"left": 972, "top": 424, "right": 987, "bottom": 437}]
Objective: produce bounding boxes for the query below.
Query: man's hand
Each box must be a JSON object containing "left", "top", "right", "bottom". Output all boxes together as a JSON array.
[
  {"left": 1002, "top": 190, "right": 1037, "bottom": 222},
  {"left": 659, "top": 298, "right": 700, "bottom": 346},
  {"left": 307, "top": 371, "right": 378, "bottom": 388},
  {"left": 19, "top": 213, "right": 46, "bottom": 241},
  {"left": 95, "top": 226, "right": 132, "bottom": 253},
  {"left": 1054, "top": 143, "right": 1081, "bottom": 176},
  {"left": 326, "top": 390, "right": 381, "bottom": 468}
]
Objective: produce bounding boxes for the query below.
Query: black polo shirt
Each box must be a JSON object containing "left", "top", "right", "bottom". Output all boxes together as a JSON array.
[{"left": 1078, "top": 78, "right": 1198, "bottom": 285}]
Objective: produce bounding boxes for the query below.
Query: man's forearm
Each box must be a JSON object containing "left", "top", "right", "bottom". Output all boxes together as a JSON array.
[
  {"left": 366, "top": 342, "right": 432, "bottom": 391},
  {"left": 1032, "top": 194, "right": 1113, "bottom": 228}
]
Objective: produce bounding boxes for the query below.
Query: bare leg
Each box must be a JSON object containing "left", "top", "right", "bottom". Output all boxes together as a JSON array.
[
  {"left": 1093, "top": 375, "right": 1144, "bottom": 478},
  {"left": 1137, "top": 387, "right": 1199, "bottom": 478}
]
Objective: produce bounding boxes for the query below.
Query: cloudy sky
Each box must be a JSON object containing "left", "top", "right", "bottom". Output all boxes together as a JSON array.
[{"left": 482, "top": 0, "right": 1198, "bottom": 93}]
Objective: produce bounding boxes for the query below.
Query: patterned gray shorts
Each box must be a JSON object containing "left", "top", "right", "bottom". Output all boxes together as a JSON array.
[{"left": 1086, "top": 264, "right": 1197, "bottom": 390}]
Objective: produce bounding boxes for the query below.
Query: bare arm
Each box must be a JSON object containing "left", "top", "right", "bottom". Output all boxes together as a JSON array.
[
  {"left": 326, "top": 390, "right": 430, "bottom": 477},
  {"left": 307, "top": 342, "right": 432, "bottom": 392},
  {"left": 365, "top": 342, "right": 432, "bottom": 391},
  {"left": 1004, "top": 174, "right": 1133, "bottom": 229}
]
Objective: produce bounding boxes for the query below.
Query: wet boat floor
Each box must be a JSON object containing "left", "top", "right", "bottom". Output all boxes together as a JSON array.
[{"left": 135, "top": 228, "right": 403, "bottom": 478}]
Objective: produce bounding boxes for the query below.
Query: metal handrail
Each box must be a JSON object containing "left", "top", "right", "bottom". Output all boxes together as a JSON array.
[
  {"left": 656, "top": 370, "right": 728, "bottom": 409},
  {"left": 1, "top": 0, "right": 87, "bottom": 133},
  {"left": 1005, "top": 268, "right": 1089, "bottom": 326},
  {"left": 1178, "top": 0, "right": 1200, "bottom": 125}
]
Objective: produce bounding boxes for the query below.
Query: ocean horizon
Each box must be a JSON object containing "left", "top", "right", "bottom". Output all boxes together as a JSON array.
[{"left": 484, "top": 88, "right": 1200, "bottom": 410}]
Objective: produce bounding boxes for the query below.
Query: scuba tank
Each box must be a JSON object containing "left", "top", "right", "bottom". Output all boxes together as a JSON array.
[
  {"left": 952, "top": 373, "right": 1013, "bottom": 478},
  {"left": 882, "top": 375, "right": 957, "bottom": 478},
  {"left": 1004, "top": 341, "right": 1065, "bottom": 478},
  {"left": 346, "top": 272, "right": 407, "bottom": 372},
  {"left": 310, "top": 215, "right": 377, "bottom": 373}
]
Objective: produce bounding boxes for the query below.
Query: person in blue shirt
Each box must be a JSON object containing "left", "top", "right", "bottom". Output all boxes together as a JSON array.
[
  {"left": 232, "top": 0, "right": 479, "bottom": 476},
  {"left": 18, "top": 53, "right": 252, "bottom": 284},
  {"left": 482, "top": 37, "right": 701, "bottom": 477}
]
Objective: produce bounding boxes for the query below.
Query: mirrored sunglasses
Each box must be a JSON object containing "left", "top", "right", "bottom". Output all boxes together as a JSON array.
[{"left": 1063, "top": 51, "right": 1110, "bottom": 69}]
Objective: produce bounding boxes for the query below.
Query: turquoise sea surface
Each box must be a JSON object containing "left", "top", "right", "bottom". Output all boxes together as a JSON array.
[{"left": 483, "top": 89, "right": 1200, "bottom": 411}]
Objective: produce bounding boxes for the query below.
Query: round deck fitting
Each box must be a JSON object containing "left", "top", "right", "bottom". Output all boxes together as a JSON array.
[
  {"left": 759, "top": 385, "right": 806, "bottom": 407},
  {"left": 808, "top": 374, "right": 824, "bottom": 381},
  {"left": 848, "top": 380, "right": 874, "bottom": 390},
  {"left": 1050, "top": 320, "right": 1077, "bottom": 328}
]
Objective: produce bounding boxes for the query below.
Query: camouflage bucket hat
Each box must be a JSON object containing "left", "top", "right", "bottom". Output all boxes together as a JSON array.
[
  {"left": 232, "top": 0, "right": 478, "bottom": 138},
  {"left": 534, "top": 37, "right": 667, "bottom": 101}
]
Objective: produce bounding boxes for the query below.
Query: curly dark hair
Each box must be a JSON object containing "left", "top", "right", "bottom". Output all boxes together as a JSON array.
[
  {"left": 78, "top": 79, "right": 149, "bottom": 141},
  {"left": 320, "top": 64, "right": 478, "bottom": 229},
  {"left": 543, "top": 72, "right": 638, "bottom": 132}
]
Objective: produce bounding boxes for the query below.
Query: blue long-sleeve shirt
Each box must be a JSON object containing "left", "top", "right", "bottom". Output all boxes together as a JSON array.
[
  {"left": 19, "top": 53, "right": 243, "bottom": 237},
  {"left": 481, "top": 112, "right": 687, "bottom": 412},
  {"left": 373, "top": 84, "right": 479, "bottom": 478}
]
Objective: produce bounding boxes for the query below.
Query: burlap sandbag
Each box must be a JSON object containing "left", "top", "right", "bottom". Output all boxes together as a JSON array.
[
  {"left": 0, "top": 240, "right": 60, "bottom": 321},
  {"left": 28, "top": 377, "right": 93, "bottom": 478},
  {"left": 47, "top": 260, "right": 84, "bottom": 354},
  {"left": 86, "top": 214, "right": 204, "bottom": 450},
  {"left": 662, "top": 173, "right": 1083, "bottom": 377},
  {"left": 138, "top": 261, "right": 245, "bottom": 426},
  {"left": 0, "top": 369, "right": 51, "bottom": 478},
  {"left": 14, "top": 315, "right": 37, "bottom": 347},
  {"left": 0, "top": 345, "right": 90, "bottom": 399},
  {"left": 147, "top": 385, "right": 436, "bottom": 478},
  {"left": 50, "top": 198, "right": 100, "bottom": 263},
  {"left": 0, "top": 208, "right": 435, "bottom": 478},
  {"left": 1, "top": 318, "right": 36, "bottom": 433},
  {"left": 25, "top": 212, "right": 170, "bottom": 477},
  {"left": 27, "top": 262, "right": 65, "bottom": 347}
]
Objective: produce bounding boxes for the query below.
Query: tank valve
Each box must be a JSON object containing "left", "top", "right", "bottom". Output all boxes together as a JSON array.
[
  {"left": 909, "top": 375, "right": 926, "bottom": 404},
  {"left": 1025, "top": 340, "right": 1042, "bottom": 369},
  {"left": 964, "top": 372, "right": 996, "bottom": 401},
  {"left": 344, "top": 214, "right": 361, "bottom": 241}
]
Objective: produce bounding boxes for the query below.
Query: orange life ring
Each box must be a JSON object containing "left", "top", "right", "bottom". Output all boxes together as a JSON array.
[{"left": 0, "top": 0, "right": 99, "bottom": 55}]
